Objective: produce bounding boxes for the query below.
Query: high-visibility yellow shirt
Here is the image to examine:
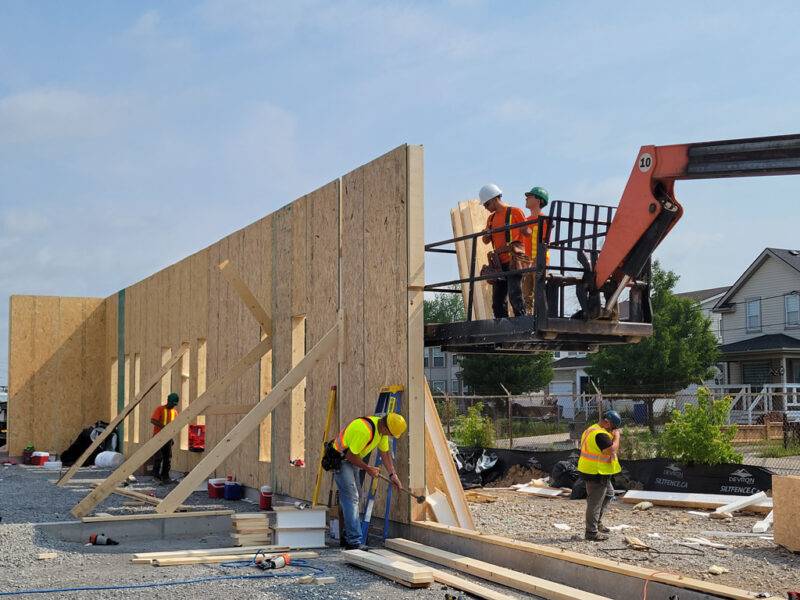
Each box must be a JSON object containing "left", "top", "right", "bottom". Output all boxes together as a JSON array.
[
  {"left": 333, "top": 416, "right": 389, "bottom": 458},
  {"left": 577, "top": 423, "right": 621, "bottom": 476}
]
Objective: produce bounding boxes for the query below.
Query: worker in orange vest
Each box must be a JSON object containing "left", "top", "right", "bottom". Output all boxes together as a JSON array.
[
  {"left": 479, "top": 183, "right": 527, "bottom": 318},
  {"left": 521, "top": 186, "right": 550, "bottom": 315},
  {"left": 150, "top": 393, "right": 179, "bottom": 484}
]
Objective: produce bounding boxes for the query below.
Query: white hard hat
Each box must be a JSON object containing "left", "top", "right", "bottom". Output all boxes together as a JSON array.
[{"left": 479, "top": 183, "right": 503, "bottom": 204}]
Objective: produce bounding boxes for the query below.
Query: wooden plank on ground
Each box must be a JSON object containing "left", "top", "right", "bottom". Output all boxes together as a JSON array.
[
  {"left": 155, "top": 322, "right": 340, "bottom": 514},
  {"left": 70, "top": 336, "right": 273, "bottom": 518},
  {"left": 774, "top": 475, "right": 800, "bottom": 551},
  {"left": 132, "top": 545, "right": 290, "bottom": 561},
  {"left": 387, "top": 538, "right": 609, "bottom": 600},
  {"left": 424, "top": 379, "right": 474, "bottom": 529},
  {"left": 57, "top": 344, "right": 190, "bottom": 487},
  {"left": 81, "top": 509, "right": 233, "bottom": 523},
  {"left": 343, "top": 549, "right": 433, "bottom": 588},
  {"left": 152, "top": 551, "right": 318, "bottom": 567},
  {"left": 411, "top": 520, "right": 783, "bottom": 600},
  {"left": 372, "top": 549, "right": 514, "bottom": 600},
  {"left": 622, "top": 490, "right": 772, "bottom": 514}
]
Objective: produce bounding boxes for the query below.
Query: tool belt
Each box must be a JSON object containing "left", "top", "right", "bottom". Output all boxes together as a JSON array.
[
  {"left": 321, "top": 441, "right": 344, "bottom": 472},
  {"left": 481, "top": 243, "right": 529, "bottom": 285}
]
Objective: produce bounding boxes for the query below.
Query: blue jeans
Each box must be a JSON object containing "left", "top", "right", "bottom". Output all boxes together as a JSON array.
[{"left": 333, "top": 461, "right": 362, "bottom": 547}]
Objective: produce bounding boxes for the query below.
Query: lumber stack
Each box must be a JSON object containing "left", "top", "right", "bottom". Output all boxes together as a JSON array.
[
  {"left": 450, "top": 199, "right": 493, "bottom": 321},
  {"left": 343, "top": 549, "right": 433, "bottom": 588},
  {"left": 230, "top": 513, "right": 272, "bottom": 546}
]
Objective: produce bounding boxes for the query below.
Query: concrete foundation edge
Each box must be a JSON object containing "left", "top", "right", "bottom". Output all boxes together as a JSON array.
[
  {"left": 382, "top": 521, "right": 739, "bottom": 600},
  {"left": 35, "top": 514, "right": 232, "bottom": 543}
]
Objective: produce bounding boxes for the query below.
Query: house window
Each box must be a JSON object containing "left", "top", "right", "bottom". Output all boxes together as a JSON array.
[
  {"left": 451, "top": 379, "right": 461, "bottom": 395},
  {"left": 423, "top": 349, "right": 429, "bottom": 368},
  {"left": 786, "top": 294, "right": 800, "bottom": 327},
  {"left": 432, "top": 347, "right": 445, "bottom": 368},
  {"left": 431, "top": 380, "right": 447, "bottom": 394},
  {"left": 746, "top": 298, "right": 761, "bottom": 332}
]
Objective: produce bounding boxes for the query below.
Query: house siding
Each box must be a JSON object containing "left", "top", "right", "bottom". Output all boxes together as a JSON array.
[{"left": 720, "top": 255, "right": 800, "bottom": 345}]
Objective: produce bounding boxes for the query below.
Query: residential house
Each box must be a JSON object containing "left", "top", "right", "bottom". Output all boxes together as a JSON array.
[
  {"left": 549, "top": 352, "right": 590, "bottom": 419},
  {"left": 713, "top": 248, "right": 800, "bottom": 393},
  {"left": 423, "top": 347, "right": 466, "bottom": 395}
]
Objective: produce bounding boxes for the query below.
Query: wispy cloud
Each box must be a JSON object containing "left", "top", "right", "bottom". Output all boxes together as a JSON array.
[{"left": 0, "top": 89, "right": 128, "bottom": 144}]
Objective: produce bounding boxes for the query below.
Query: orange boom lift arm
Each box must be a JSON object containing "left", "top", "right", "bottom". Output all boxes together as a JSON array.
[{"left": 591, "top": 133, "right": 800, "bottom": 316}]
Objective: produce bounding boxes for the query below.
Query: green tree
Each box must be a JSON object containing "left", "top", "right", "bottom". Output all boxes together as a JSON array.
[
  {"left": 588, "top": 261, "right": 719, "bottom": 393},
  {"left": 658, "top": 388, "right": 742, "bottom": 465},
  {"left": 452, "top": 402, "right": 496, "bottom": 447},
  {"left": 424, "top": 292, "right": 465, "bottom": 324},
  {"left": 459, "top": 353, "right": 553, "bottom": 395}
]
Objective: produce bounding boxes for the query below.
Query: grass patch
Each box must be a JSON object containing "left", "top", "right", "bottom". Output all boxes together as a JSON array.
[
  {"left": 757, "top": 441, "right": 800, "bottom": 458},
  {"left": 496, "top": 419, "right": 569, "bottom": 438}
]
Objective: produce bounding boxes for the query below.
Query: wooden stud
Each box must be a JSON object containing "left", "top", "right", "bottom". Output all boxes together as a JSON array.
[
  {"left": 372, "top": 549, "right": 514, "bottom": 600},
  {"left": 386, "top": 538, "right": 609, "bottom": 600},
  {"left": 218, "top": 260, "right": 272, "bottom": 334},
  {"left": 151, "top": 551, "right": 318, "bottom": 567},
  {"left": 155, "top": 323, "right": 339, "bottom": 514},
  {"left": 343, "top": 549, "right": 433, "bottom": 588},
  {"left": 424, "top": 379, "right": 474, "bottom": 529},
  {"left": 132, "top": 545, "right": 290, "bottom": 560},
  {"left": 71, "top": 336, "right": 272, "bottom": 518}
]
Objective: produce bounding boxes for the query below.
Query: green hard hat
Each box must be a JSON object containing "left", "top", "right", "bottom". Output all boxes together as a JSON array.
[
  {"left": 525, "top": 186, "right": 549, "bottom": 207},
  {"left": 167, "top": 392, "right": 179, "bottom": 405}
]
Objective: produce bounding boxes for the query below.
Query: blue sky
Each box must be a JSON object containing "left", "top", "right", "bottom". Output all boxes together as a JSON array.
[{"left": 2, "top": 1, "right": 800, "bottom": 384}]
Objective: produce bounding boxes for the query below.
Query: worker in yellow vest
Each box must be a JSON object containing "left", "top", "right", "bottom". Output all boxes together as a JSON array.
[
  {"left": 577, "top": 410, "right": 622, "bottom": 541},
  {"left": 322, "top": 413, "right": 407, "bottom": 550}
]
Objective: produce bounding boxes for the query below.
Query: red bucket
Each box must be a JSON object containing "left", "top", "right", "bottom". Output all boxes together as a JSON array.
[
  {"left": 208, "top": 478, "right": 226, "bottom": 499},
  {"left": 259, "top": 485, "right": 273, "bottom": 511}
]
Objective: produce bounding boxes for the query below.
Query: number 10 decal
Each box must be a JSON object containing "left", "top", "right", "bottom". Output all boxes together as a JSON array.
[{"left": 638, "top": 152, "right": 653, "bottom": 173}]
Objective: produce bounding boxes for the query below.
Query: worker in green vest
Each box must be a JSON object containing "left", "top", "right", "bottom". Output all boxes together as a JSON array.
[{"left": 577, "top": 410, "right": 622, "bottom": 541}]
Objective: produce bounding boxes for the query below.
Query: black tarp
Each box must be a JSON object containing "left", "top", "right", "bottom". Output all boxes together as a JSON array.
[{"left": 456, "top": 446, "right": 774, "bottom": 495}]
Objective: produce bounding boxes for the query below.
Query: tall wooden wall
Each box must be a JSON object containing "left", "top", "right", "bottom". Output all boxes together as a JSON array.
[
  {"left": 7, "top": 296, "right": 108, "bottom": 456},
  {"left": 6, "top": 145, "right": 424, "bottom": 523},
  {"left": 107, "top": 144, "right": 424, "bottom": 522}
]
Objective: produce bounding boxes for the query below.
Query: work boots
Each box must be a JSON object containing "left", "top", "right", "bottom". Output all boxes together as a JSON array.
[{"left": 585, "top": 532, "right": 609, "bottom": 541}]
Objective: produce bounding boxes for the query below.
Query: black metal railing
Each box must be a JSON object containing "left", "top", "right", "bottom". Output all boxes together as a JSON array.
[{"left": 424, "top": 200, "right": 618, "bottom": 322}]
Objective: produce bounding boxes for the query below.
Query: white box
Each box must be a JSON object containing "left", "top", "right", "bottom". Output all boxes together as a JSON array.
[
  {"left": 271, "top": 507, "right": 326, "bottom": 529},
  {"left": 271, "top": 527, "right": 326, "bottom": 548}
]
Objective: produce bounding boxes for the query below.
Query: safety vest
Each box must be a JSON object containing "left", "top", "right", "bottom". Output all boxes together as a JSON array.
[
  {"left": 332, "top": 416, "right": 382, "bottom": 458},
  {"left": 577, "top": 423, "right": 621, "bottom": 476}
]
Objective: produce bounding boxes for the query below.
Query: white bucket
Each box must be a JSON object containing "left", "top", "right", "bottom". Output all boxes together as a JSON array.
[{"left": 95, "top": 451, "right": 124, "bottom": 468}]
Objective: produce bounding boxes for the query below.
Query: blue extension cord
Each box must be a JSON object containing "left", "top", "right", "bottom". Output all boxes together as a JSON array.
[{"left": 0, "top": 557, "right": 324, "bottom": 596}]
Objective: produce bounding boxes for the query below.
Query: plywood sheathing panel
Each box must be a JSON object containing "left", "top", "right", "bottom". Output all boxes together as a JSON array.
[
  {"left": 773, "top": 475, "right": 800, "bottom": 552},
  {"left": 303, "top": 181, "right": 340, "bottom": 508},
  {"left": 7, "top": 295, "right": 107, "bottom": 456}
]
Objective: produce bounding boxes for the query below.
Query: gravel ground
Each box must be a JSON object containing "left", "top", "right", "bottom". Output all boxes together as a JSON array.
[
  {"left": 0, "top": 464, "right": 533, "bottom": 599},
  {"left": 470, "top": 488, "right": 800, "bottom": 597}
]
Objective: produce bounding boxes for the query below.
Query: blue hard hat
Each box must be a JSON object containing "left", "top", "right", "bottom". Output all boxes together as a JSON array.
[{"left": 603, "top": 410, "right": 622, "bottom": 428}]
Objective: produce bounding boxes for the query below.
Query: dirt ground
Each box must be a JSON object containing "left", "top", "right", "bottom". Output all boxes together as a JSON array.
[{"left": 469, "top": 488, "right": 800, "bottom": 597}]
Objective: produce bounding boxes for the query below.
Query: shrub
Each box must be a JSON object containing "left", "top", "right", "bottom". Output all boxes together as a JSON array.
[
  {"left": 452, "top": 402, "right": 495, "bottom": 448},
  {"left": 658, "top": 388, "right": 742, "bottom": 465},
  {"left": 618, "top": 427, "right": 659, "bottom": 460}
]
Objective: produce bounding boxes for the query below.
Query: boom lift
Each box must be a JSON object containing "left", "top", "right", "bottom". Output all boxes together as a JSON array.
[{"left": 425, "top": 133, "right": 800, "bottom": 354}]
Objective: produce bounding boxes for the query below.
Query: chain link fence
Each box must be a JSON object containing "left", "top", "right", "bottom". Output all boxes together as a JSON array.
[{"left": 433, "top": 387, "right": 800, "bottom": 475}]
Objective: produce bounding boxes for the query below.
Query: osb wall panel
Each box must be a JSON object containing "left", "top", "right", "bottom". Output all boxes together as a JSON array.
[
  {"left": 7, "top": 295, "right": 108, "bottom": 455},
  {"left": 11, "top": 144, "right": 423, "bottom": 525}
]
